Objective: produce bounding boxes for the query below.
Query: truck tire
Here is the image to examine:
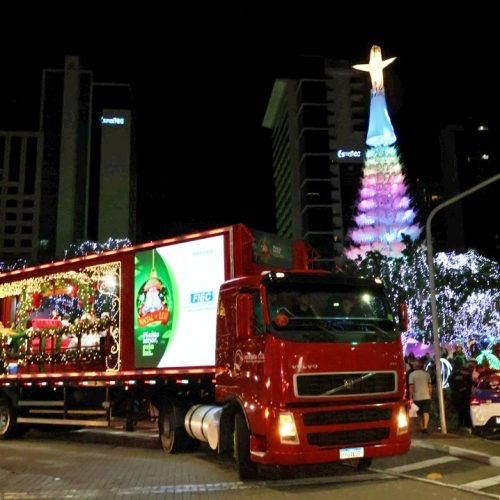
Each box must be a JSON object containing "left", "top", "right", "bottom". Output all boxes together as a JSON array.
[
  {"left": 0, "top": 399, "right": 17, "bottom": 439},
  {"left": 234, "top": 412, "right": 258, "bottom": 480},
  {"left": 159, "top": 400, "right": 191, "bottom": 453}
]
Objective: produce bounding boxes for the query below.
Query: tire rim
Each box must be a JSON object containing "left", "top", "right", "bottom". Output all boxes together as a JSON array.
[{"left": 0, "top": 406, "right": 10, "bottom": 435}]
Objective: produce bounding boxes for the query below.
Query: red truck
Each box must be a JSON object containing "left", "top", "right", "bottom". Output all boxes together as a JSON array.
[{"left": 0, "top": 224, "right": 410, "bottom": 478}]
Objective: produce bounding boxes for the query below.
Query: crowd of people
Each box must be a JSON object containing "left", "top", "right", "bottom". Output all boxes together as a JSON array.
[{"left": 405, "top": 347, "right": 496, "bottom": 433}]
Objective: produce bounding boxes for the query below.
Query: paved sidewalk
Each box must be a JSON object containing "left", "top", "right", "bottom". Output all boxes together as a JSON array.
[{"left": 412, "top": 429, "right": 500, "bottom": 467}]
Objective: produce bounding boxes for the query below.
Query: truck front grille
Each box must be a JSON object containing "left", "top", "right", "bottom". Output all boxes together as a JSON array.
[
  {"left": 307, "top": 427, "right": 390, "bottom": 447},
  {"left": 295, "top": 372, "right": 396, "bottom": 397},
  {"left": 303, "top": 407, "right": 392, "bottom": 426}
]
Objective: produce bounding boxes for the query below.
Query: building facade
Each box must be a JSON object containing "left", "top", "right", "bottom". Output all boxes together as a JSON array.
[
  {"left": 97, "top": 108, "right": 136, "bottom": 241},
  {"left": 0, "top": 132, "right": 42, "bottom": 262},
  {"left": 263, "top": 59, "right": 369, "bottom": 267},
  {"left": 0, "top": 55, "right": 136, "bottom": 264},
  {"left": 440, "top": 118, "right": 500, "bottom": 260}
]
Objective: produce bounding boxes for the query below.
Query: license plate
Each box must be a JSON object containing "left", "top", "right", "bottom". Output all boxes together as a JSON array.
[{"left": 339, "top": 447, "right": 364, "bottom": 459}]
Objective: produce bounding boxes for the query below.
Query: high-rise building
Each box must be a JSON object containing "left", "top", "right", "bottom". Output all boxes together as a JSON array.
[
  {"left": 262, "top": 59, "right": 369, "bottom": 268},
  {"left": 0, "top": 55, "right": 136, "bottom": 264},
  {"left": 40, "top": 56, "right": 136, "bottom": 259},
  {"left": 97, "top": 108, "right": 136, "bottom": 241},
  {"left": 440, "top": 118, "right": 500, "bottom": 260},
  {"left": 0, "top": 132, "right": 42, "bottom": 261}
]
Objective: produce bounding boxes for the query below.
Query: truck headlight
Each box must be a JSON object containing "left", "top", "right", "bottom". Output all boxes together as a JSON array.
[
  {"left": 397, "top": 405, "right": 409, "bottom": 435},
  {"left": 279, "top": 412, "right": 300, "bottom": 444}
]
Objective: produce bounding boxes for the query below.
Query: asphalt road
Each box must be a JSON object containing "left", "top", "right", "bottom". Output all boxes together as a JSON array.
[{"left": 0, "top": 428, "right": 499, "bottom": 499}]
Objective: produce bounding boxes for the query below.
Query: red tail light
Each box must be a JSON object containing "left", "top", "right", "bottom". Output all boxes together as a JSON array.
[{"left": 470, "top": 397, "right": 482, "bottom": 406}]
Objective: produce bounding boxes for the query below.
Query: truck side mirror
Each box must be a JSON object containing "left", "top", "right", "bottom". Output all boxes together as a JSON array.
[
  {"left": 236, "top": 293, "right": 253, "bottom": 340},
  {"left": 398, "top": 303, "right": 408, "bottom": 332}
]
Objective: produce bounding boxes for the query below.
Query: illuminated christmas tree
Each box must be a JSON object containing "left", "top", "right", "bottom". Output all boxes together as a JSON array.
[{"left": 346, "top": 46, "right": 420, "bottom": 259}]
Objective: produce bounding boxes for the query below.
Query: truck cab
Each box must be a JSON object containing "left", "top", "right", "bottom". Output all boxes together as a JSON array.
[{"left": 215, "top": 271, "right": 410, "bottom": 477}]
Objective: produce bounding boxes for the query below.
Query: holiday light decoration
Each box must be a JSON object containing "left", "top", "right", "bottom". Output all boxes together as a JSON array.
[
  {"left": 356, "top": 244, "right": 500, "bottom": 353},
  {"left": 475, "top": 350, "right": 500, "bottom": 370},
  {"left": 347, "top": 46, "right": 420, "bottom": 259},
  {"left": 0, "top": 262, "right": 121, "bottom": 374},
  {"left": 0, "top": 258, "right": 27, "bottom": 273},
  {"left": 0, "top": 239, "right": 130, "bottom": 275},
  {"left": 64, "top": 238, "right": 131, "bottom": 258},
  {"left": 425, "top": 358, "right": 453, "bottom": 388}
]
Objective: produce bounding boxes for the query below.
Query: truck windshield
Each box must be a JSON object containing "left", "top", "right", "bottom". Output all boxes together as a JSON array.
[{"left": 266, "top": 283, "right": 398, "bottom": 343}]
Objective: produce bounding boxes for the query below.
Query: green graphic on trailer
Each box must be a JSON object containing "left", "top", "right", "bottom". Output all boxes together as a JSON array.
[
  {"left": 251, "top": 230, "right": 293, "bottom": 267},
  {"left": 134, "top": 249, "right": 179, "bottom": 368}
]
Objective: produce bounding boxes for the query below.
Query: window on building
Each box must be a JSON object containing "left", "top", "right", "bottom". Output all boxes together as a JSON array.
[
  {"left": 301, "top": 130, "right": 329, "bottom": 154},
  {"left": 24, "top": 137, "right": 38, "bottom": 195},
  {"left": 298, "top": 81, "right": 326, "bottom": 104},
  {"left": 302, "top": 155, "right": 331, "bottom": 179},
  {"left": 303, "top": 207, "right": 333, "bottom": 232},
  {"left": 300, "top": 105, "right": 328, "bottom": 128},
  {"left": 301, "top": 180, "right": 332, "bottom": 205},
  {"left": 8, "top": 137, "right": 21, "bottom": 182}
]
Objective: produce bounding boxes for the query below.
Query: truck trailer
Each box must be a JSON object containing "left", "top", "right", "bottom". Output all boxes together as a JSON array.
[{"left": 0, "top": 224, "right": 410, "bottom": 478}]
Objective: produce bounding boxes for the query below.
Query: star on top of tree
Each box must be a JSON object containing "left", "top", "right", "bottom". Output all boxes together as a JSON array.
[{"left": 353, "top": 45, "right": 396, "bottom": 91}]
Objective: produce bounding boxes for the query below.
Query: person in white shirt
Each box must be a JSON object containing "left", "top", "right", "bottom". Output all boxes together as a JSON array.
[{"left": 408, "top": 358, "right": 432, "bottom": 433}]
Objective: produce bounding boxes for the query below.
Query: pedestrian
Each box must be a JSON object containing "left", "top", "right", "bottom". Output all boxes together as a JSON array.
[
  {"left": 450, "top": 356, "right": 472, "bottom": 428},
  {"left": 408, "top": 357, "right": 432, "bottom": 433},
  {"left": 405, "top": 352, "right": 416, "bottom": 399}
]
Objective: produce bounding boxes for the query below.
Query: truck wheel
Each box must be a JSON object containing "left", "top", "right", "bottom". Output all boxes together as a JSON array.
[
  {"left": 0, "top": 399, "right": 17, "bottom": 439},
  {"left": 234, "top": 412, "right": 258, "bottom": 480},
  {"left": 159, "top": 400, "right": 190, "bottom": 453}
]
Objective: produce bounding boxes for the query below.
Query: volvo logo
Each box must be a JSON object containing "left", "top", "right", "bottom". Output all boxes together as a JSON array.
[{"left": 344, "top": 378, "right": 355, "bottom": 389}]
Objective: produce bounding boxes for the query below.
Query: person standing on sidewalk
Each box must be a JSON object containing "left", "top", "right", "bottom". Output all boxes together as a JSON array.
[{"left": 409, "top": 357, "right": 432, "bottom": 433}]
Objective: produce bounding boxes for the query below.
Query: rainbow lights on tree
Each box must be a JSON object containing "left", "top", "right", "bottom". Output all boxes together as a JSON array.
[{"left": 346, "top": 46, "right": 420, "bottom": 259}]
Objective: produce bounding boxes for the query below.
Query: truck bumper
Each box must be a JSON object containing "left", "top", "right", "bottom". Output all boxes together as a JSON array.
[
  {"left": 250, "top": 438, "right": 410, "bottom": 465},
  {"left": 248, "top": 402, "right": 410, "bottom": 466}
]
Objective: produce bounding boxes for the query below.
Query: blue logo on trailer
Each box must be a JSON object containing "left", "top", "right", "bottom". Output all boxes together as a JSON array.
[{"left": 190, "top": 291, "right": 214, "bottom": 304}]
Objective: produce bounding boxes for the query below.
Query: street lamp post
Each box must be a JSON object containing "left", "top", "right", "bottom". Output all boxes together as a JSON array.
[{"left": 426, "top": 172, "right": 500, "bottom": 434}]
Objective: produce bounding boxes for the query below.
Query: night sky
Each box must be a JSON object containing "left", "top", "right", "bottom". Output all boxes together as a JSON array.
[{"left": 0, "top": 6, "right": 497, "bottom": 243}]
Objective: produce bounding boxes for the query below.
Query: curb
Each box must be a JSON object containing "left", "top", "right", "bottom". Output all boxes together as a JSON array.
[
  {"left": 412, "top": 438, "right": 500, "bottom": 467},
  {"left": 73, "top": 428, "right": 160, "bottom": 448},
  {"left": 30, "top": 427, "right": 161, "bottom": 449}
]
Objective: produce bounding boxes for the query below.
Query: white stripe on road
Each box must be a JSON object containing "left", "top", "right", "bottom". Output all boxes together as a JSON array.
[
  {"left": 385, "top": 456, "right": 460, "bottom": 473},
  {"left": 462, "top": 474, "right": 500, "bottom": 490},
  {"left": 371, "top": 467, "right": 500, "bottom": 500}
]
